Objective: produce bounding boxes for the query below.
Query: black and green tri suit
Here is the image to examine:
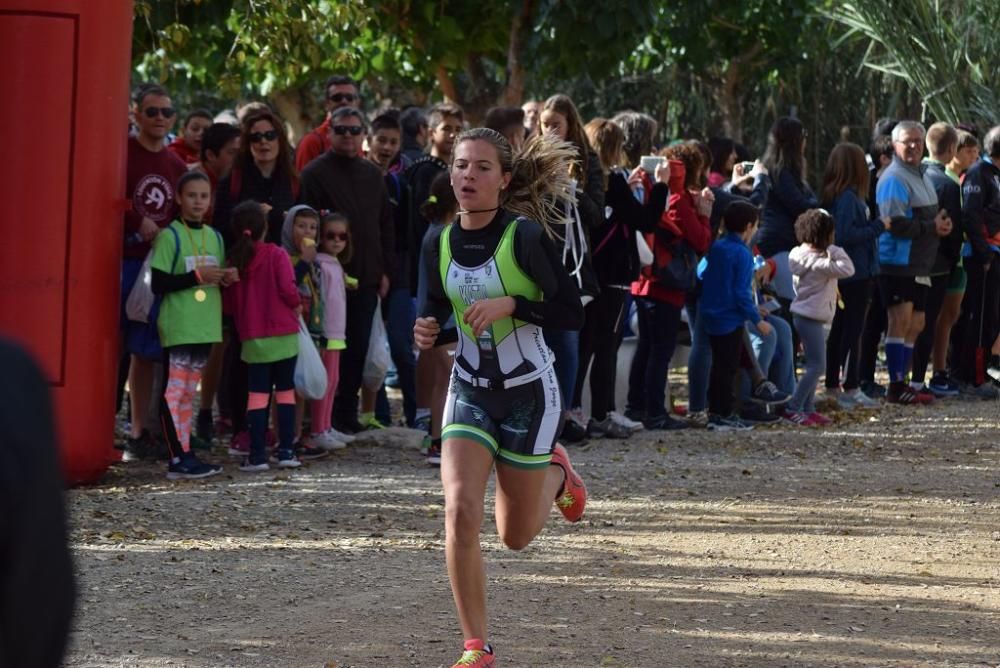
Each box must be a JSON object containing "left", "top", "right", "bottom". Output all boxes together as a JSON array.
[{"left": 421, "top": 210, "right": 584, "bottom": 468}]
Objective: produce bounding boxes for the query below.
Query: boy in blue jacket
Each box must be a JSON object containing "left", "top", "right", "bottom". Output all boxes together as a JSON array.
[{"left": 700, "top": 201, "right": 773, "bottom": 431}]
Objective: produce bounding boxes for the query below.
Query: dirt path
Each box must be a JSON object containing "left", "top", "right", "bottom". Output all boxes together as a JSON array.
[{"left": 64, "top": 398, "right": 1000, "bottom": 667}]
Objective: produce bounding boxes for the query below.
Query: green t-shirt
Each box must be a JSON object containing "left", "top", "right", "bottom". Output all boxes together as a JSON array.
[
  {"left": 151, "top": 220, "right": 224, "bottom": 348},
  {"left": 242, "top": 334, "right": 298, "bottom": 364}
]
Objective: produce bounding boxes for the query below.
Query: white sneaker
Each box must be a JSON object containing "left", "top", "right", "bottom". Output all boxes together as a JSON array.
[
  {"left": 326, "top": 427, "right": 355, "bottom": 444},
  {"left": 847, "top": 388, "right": 879, "bottom": 409},
  {"left": 239, "top": 459, "right": 270, "bottom": 473},
  {"left": 568, "top": 407, "right": 588, "bottom": 428},
  {"left": 309, "top": 431, "right": 346, "bottom": 451},
  {"left": 609, "top": 411, "right": 644, "bottom": 432}
]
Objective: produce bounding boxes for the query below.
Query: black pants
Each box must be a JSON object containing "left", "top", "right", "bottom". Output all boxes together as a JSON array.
[
  {"left": 333, "top": 286, "right": 379, "bottom": 429},
  {"left": 627, "top": 298, "right": 681, "bottom": 420},
  {"left": 955, "top": 260, "right": 1000, "bottom": 385},
  {"left": 709, "top": 328, "right": 746, "bottom": 417},
  {"left": 825, "top": 279, "right": 873, "bottom": 390},
  {"left": 221, "top": 327, "right": 248, "bottom": 435},
  {"left": 859, "top": 281, "right": 888, "bottom": 384},
  {"left": 573, "top": 287, "right": 627, "bottom": 420},
  {"left": 912, "top": 274, "right": 948, "bottom": 384}
]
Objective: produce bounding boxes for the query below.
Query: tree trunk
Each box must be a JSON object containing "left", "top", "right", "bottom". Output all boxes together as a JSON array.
[
  {"left": 500, "top": 0, "right": 537, "bottom": 107},
  {"left": 270, "top": 86, "right": 316, "bottom": 146},
  {"left": 436, "top": 65, "right": 459, "bottom": 104}
]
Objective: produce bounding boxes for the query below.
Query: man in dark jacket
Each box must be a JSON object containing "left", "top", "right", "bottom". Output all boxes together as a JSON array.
[
  {"left": 957, "top": 125, "right": 1000, "bottom": 393},
  {"left": 913, "top": 122, "right": 962, "bottom": 396},
  {"left": 299, "top": 107, "right": 395, "bottom": 433},
  {"left": 399, "top": 106, "right": 428, "bottom": 164},
  {"left": 876, "top": 120, "right": 953, "bottom": 405}
]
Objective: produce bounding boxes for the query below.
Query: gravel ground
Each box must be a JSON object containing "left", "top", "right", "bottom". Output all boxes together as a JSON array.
[{"left": 64, "top": 394, "right": 1000, "bottom": 667}]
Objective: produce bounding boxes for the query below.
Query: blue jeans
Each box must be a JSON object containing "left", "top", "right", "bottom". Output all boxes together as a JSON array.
[
  {"left": 686, "top": 298, "right": 711, "bottom": 413},
  {"left": 627, "top": 298, "right": 681, "bottom": 420},
  {"left": 745, "top": 314, "right": 795, "bottom": 398},
  {"left": 375, "top": 288, "right": 416, "bottom": 426},
  {"left": 544, "top": 328, "right": 578, "bottom": 410}
]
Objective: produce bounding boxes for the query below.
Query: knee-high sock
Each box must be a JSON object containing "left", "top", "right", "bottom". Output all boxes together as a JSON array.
[
  {"left": 275, "top": 389, "right": 297, "bottom": 451},
  {"left": 885, "top": 337, "right": 905, "bottom": 383},
  {"left": 247, "top": 391, "right": 270, "bottom": 463}
]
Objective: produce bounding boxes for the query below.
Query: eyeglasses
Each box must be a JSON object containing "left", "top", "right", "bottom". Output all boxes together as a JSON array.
[
  {"left": 143, "top": 106, "right": 176, "bottom": 119},
  {"left": 249, "top": 130, "right": 279, "bottom": 143},
  {"left": 324, "top": 232, "right": 348, "bottom": 241},
  {"left": 328, "top": 93, "right": 358, "bottom": 104},
  {"left": 333, "top": 125, "right": 363, "bottom": 136},
  {"left": 895, "top": 139, "right": 922, "bottom": 148}
]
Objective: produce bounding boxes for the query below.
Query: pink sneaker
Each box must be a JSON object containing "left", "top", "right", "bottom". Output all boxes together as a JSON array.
[
  {"left": 782, "top": 410, "right": 816, "bottom": 427},
  {"left": 808, "top": 412, "right": 832, "bottom": 426}
]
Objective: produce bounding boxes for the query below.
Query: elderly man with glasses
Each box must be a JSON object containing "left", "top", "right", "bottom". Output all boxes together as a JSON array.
[
  {"left": 295, "top": 74, "right": 361, "bottom": 172},
  {"left": 875, "top": 120, "right": 954, "bottom": 404},
  {"left": 299, "top": 107, "right": 396, "bottom": 435}
]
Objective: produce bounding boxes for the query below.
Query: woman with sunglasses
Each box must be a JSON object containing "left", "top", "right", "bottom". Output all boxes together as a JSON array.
[{"left": 214, "top": 108, "right": 299, "bottom": 248}]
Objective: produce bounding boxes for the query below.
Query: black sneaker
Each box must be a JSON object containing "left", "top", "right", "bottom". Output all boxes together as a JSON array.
[
  {"left": 740, "top": 405, "right": 781, "bottom": 425},
  {"left": 189, "top": 434, "right": 214, "bottom": 452},
  {"left": 623, "top": 408, "right": 645, "bottom": 424},
  {"left": 196, "top": 409, "right": 214, "bottom": 442},
  {"left": 295, "top": 442, "right": 329, "bottom": 461},
  {"left": 927, "top": 372, "right": 960, "bottom": 397},
  {"left": 332, "top": 418, "right": 365, "bottom": 436},
  {"left": 166, "top": 452, "right": 222, "bottom": 480},
  {"left": 859, "top": 380, "right": 887, "bottom": 399},
  {"left": 588, "top": 416, "right": 631, "bottom": 439},
  {"left": 560, "top": 419, "right": 588, "bottom": 444},
  {"left": 750, "top": 380, "right": 790, "bottom": 405},
  {"left": 122, "top": 430, "right": 154, "bottom": 462},
  {"left": 642, "top": 414, "right": 689, "bottom": 431}
]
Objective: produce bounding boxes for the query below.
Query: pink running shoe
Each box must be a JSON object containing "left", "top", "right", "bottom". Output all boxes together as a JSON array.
[
  {"left": 550, "top": 443, "right": 587, "bottom": 522},
  {"left": 451, "top": 639, "right": 495, "bottom": 667}
]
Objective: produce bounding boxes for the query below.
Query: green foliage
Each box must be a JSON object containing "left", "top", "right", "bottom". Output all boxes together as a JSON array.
[{"left": 825, "top": 0, "right": 1000, "bottom": 125}]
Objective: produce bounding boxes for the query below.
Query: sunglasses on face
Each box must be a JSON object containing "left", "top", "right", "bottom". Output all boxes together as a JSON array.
[
  {"left": 333, "top": 125, "right": 363, "bottom": 136},
  {"left": 328, "top": 93, "right": 358, "bottom": 103},
  {"left": 249, "top": 130, "right": 279, "bottom": 143},
  {"left": 324, "top": 232, "right": 348, "bottom": 241},
  {"left": 143, "top": 106, "right": 176, "bottom": 119}
]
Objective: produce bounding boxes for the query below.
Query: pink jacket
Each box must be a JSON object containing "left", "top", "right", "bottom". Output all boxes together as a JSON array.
[
  {"left": 315, "top": 253, "right": 346, "bottom": 341},
  {"left": 789, "top": 244, "right": 855, "bottom": 323},
  {"left": 225, "top": 242, "right": 300, "bottom": 341}
]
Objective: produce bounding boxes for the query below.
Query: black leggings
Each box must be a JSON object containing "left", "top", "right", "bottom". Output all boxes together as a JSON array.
[
  {"left": 859, "top": 282, "right": 888, "bottom": 384},
  {"left": 825, "top": 279, "right": 873, "bottom": 390},
  {"left": 573, "top": 288, "right": 627, "bottom": 420},
  {"left": 912, "top": 274, "right": 948, "bottom": 384},
  {"left": 955, "top": 261, "right": 1000, "bottom": 385}
]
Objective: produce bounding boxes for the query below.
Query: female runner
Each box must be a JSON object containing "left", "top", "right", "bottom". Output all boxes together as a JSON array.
[{"left": 414, "top": 128, "right": 587, "bottom": 668}]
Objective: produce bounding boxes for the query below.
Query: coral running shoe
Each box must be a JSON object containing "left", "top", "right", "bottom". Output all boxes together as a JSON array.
[
  {"left": 452, "top": 639, "right": 495, "bottom": 667},
  {"left": 551, "top": 443, "right": 587, "bottom": 522}
]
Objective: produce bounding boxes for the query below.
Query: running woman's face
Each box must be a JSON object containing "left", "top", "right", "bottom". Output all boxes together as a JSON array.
[
  {"left": 176, "top": 179, "right": 211, "bottom": 222},
  {"left": 451, "top": 139, "right": 512, "bottom": 212},
  {"left": 292, "top": 214, "right": 318, "bottom": 251},
  {"left": 540, "top": 109, "right": 568, "bottom": 141}
]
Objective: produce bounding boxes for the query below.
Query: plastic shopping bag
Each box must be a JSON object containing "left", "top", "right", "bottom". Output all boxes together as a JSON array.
[
  {"left": 125, "top": 251, "right": 156, "bottom": 323},
  {"left": 294, "top": 317, "right": 328, "bottom": 400},
  {"left": 362, "top": 300, "right": 390, "bottom": 392}
]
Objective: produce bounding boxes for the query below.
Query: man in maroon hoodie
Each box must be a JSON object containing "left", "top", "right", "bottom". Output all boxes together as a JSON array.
[{"left": 119, "top": 84, "right": 188, "bottom": 459}]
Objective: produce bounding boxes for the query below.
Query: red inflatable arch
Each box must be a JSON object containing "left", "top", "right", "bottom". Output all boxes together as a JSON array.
[{"left": 0, "top": 0, "right": 134, "bottom": 484}]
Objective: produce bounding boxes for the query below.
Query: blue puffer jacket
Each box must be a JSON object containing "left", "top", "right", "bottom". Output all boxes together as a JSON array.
[
  {"left": 829, "top": 187, "right": 883, "bottom": 282},
  {"left": 757, "top": 168, "right": 819, "bottom": 257}
]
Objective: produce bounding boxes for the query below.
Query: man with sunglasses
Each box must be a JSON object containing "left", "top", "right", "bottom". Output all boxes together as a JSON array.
[
  {"left": 119, "top": 84, "right": 188, "bottom": 460},
  {"left": 300, "top": 107, "right": 396, "bottom": 434},
  {"left": 294, "top": 74, "right": 360, "bottom": 173}
]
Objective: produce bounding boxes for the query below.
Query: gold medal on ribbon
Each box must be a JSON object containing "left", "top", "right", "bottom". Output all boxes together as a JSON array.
[{"left": 194, "top": 288, "right": 207, "bottom": 303}]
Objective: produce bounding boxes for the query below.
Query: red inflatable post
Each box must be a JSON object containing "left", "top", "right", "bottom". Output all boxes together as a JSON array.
[{"left": 0, "top": 0, "right": 134, "bottom": 484}]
